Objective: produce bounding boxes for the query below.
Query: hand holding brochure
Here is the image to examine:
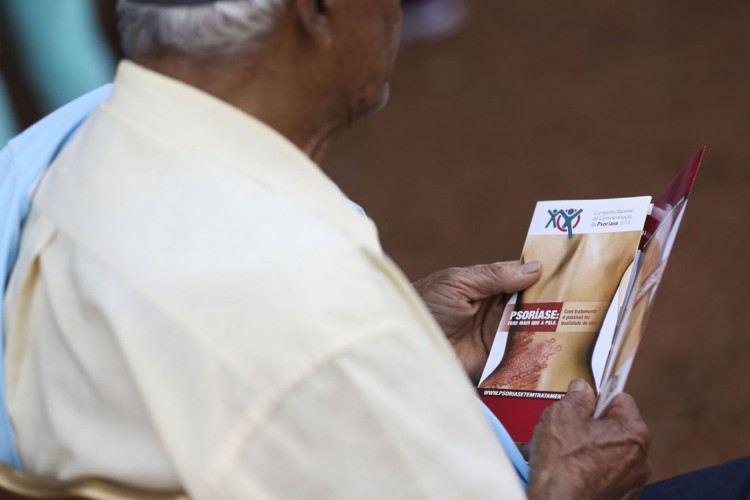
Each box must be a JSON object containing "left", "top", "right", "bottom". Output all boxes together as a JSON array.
[{"left": 477, "top": 148, "right": 705, "bottom": 442}]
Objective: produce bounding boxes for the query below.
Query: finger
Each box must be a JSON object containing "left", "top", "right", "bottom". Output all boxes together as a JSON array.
[
  {"left": 603, "top": 392, "right": 639, "bottom": 419},
  {"left": 603, "top": 393, "right": 651, "bottom": 446},
  {"left": 561, "top": 378, "right": 596, "bottom": 417},
  {"left": 464, "top": 261, "right": 542, "bottom": 299}
]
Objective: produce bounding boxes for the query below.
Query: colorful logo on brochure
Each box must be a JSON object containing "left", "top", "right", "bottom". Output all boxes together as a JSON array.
[{"left": 545, "top": 208, "right": 583, "bottom": 238}]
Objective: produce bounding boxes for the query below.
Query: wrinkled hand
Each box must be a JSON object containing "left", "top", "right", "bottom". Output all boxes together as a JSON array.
[
  {"left": 528, "top": 380, "right": 651, "bottom": 500},
  {"left": 412, "top": 261, "right": 541, "bottom": 383}
]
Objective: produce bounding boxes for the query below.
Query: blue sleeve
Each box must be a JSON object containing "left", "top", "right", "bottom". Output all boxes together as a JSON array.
[
  {"left": 480, "top": 400, "right": 530, "bottom": 489},
  {"left": 0, "top": 84, "right": 111, "bottom": 468}
]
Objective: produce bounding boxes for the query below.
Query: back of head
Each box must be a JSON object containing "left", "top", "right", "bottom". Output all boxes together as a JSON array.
[
  {"left": 115, "top": 0, "right": 403, "bottom": 159},
  {"left": 117, "top": 0, "right": 288, "bottom": 59}
]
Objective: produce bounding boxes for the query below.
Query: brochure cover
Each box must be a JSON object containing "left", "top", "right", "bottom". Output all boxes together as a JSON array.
[{"left": 477, "top": 148, "right": 705, "bottom": 442}]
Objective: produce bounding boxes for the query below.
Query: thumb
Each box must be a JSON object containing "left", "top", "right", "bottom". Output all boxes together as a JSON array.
[
  {"left": 464, "top": 260, "right": 541, "bottom": 299},
  {"left": 561, "top": 378, "right": 596, "bottom": 417}
]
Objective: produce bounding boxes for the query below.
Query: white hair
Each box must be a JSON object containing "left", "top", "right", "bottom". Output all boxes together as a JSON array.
[{"left": 117, "top": 0, "right": 288, "bottom": 59}]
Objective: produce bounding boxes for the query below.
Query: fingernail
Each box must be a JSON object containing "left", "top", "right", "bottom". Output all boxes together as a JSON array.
[
  {"left": 568, "top": 379, "right": 588, "bottom": 392},
  {"left": 519, "top": 261, "right": 541, "bottom": 274}
]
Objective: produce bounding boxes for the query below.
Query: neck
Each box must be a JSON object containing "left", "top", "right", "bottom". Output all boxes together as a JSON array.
[{"left": 133, "top": 50, "right": 345, "bottom": 165}]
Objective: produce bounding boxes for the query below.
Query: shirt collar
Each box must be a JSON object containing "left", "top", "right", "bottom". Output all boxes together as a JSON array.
[{"left": 106, "top": 60, "right": 381, "bottom": 254}]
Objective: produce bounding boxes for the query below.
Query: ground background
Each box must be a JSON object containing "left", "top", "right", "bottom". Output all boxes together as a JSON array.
[{"left": 3, "top": 0, "right": 750, "bottom": 483}]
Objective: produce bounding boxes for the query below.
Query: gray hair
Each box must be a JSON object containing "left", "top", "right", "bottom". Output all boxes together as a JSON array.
[{"left": 117, "top": 0, "right": 287, "bottom": 59}]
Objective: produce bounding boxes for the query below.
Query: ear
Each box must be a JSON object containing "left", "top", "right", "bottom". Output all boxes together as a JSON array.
[{"left": 292, "top": 0, "right": 333, "bottom": 46}]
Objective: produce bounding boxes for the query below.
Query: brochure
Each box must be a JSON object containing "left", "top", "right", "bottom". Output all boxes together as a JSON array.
[{"left": 477, "top": 148, "right": 705, "bottom": 442}]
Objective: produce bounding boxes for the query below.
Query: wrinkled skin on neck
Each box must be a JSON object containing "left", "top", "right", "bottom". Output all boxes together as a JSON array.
[{"left": 133, "top": 0, "right": 402, "bottom": 165}]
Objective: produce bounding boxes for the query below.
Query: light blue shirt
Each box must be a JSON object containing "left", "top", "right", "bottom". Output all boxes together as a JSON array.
[
  {"left": 0, "top": 85, "right": 529, "bottom": 489},
  {"left": 0, "top": 84, "right": 112, "bottom": 467}
]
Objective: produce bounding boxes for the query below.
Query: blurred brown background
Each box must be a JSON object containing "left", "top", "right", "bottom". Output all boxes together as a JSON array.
[
  {"left": 3, "top": 0, "right": 750, "bottom": 484},
  {"left": 326, "top": 0, "right": 750, "bottom": 483}
]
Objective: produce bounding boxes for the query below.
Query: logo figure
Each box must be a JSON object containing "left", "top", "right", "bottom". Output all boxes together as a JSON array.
[{"left": 546, "top": 208, "right": 582, "bottom": 238}]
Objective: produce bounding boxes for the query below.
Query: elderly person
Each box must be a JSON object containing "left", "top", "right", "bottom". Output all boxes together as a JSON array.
[{"left": 3, "top": 0, "right": 654, "bottom": 498}]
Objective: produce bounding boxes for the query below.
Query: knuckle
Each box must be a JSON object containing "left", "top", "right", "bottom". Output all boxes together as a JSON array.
[
  {"left": 490, "top": 261, "right": 514, "bottom": 272},
  {"left": 447, "top": 266, "right": 464, "bottom": 274},
  {"left": 616, "top": 392, "right": 637, "bottom": 406},
  {"left": 491, "top": 263, "right": 518, "bottom": 281},
  {"left": 634, "top": 420, "right": 651, "bottom": 449},
  {"left": 439, "top": 267, "right": 462, "bottom": 279},
  {"left": 536, "top": 404, "right": 563, "bottom": 429},
  {"left": 620, "top": 414, "right": 651, "bottom": 449},
  {"left": 561, "top": 394, "right": 593, "bottom": 416},
  {"left": 538, "top": 405, "right": 555, "bottom": 424}
]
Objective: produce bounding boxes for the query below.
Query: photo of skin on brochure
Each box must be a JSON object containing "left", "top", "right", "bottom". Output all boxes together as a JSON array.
[{"left": 480, "top": 230, "right": 641, "bottom": 393}]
